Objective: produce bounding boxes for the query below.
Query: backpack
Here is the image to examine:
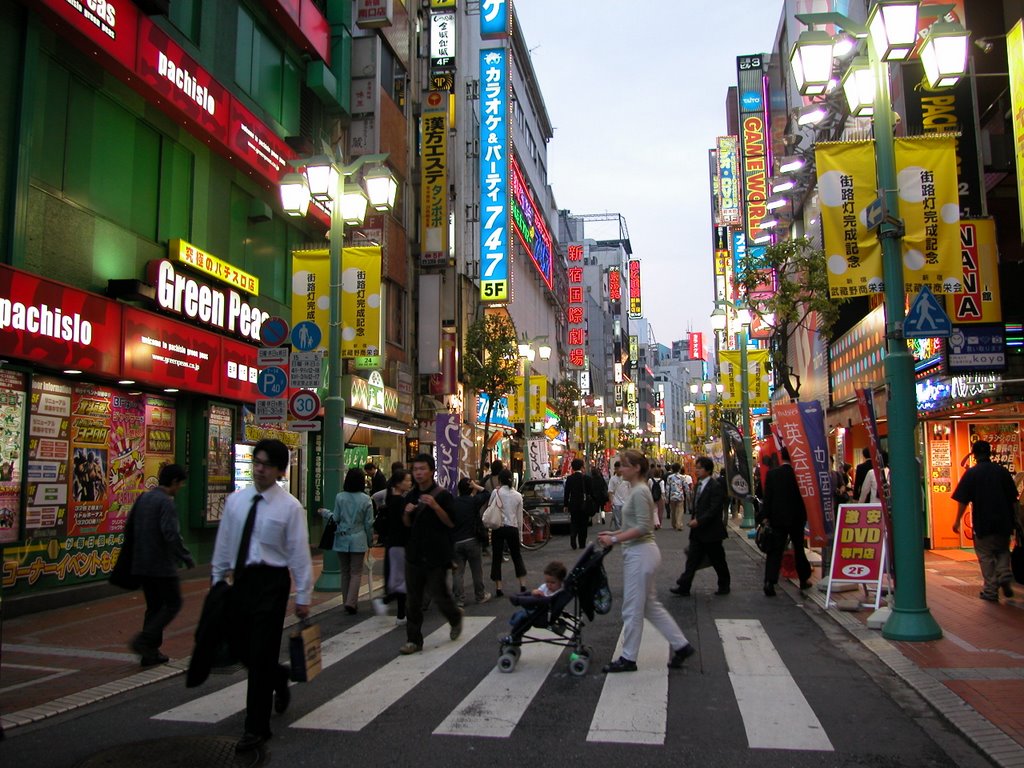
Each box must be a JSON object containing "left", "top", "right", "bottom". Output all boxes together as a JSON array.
[
  {"left": 668, "top": 474, "right": 684, "bottom": 503},
  {"left": 649, "top": 478, "right": 662, "bottom": 502}
]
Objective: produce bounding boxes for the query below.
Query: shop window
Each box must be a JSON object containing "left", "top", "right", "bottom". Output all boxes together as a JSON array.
[
  {"left": 235, "top": 6, "right": 300, "bottom": 134},
  {"left": 228, "top": 184, "right": 305, "bottom": 304},
  {"left": 168, "top": 0, "right": 202, "bottom": 44}
]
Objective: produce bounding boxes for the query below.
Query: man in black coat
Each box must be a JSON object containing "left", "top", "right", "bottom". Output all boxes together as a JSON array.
[
  {"left": 758, "top": 447, "right": 813, "bottom": 596},
  {"left": 671, "top": 456, "right": 731, "bottom": 596},
  {"left": 130, "top": 463, "right": 194, "bottom": 666},
  {"left": 563, "top": 458, "right": 593, "bottom": 550},
  {"left": 852, "top": 447, "right": 872, "bottom": 500}
]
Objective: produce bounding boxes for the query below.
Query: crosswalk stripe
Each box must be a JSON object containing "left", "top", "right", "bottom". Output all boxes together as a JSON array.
[
  {"left": 433, "top": 630, "right": 566, "bottom": 738},
  {"left": 153, "top": 615, "right": 396, "bottom": 723},
  {"left": 716, "top": 619, "right": 834, "bottom": 752},
  {"left": 587, "top": 620, "right": 670, "bottom": 745},
  {"left": 290, "top": 616, "right": 493, "bottom": 732}
]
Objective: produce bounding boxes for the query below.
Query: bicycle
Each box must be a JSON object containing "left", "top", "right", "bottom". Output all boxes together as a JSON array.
[{"left": 520, "top": 509, "right": 551, "bottom": 551}]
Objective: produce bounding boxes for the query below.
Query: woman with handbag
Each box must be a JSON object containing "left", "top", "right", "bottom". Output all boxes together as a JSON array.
[
  {"left": 489, "top": 469, "right": 527, "bottom": 597},
  {"left": 322, "top": 467, "right": 375, "bottom": 615}
]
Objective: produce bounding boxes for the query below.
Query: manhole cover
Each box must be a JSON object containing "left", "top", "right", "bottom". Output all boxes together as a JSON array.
[{"left": 76, "top": 736, "right": 262, "bottom": 768}]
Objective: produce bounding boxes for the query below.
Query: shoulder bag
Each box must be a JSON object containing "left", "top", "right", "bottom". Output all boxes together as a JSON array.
[
  {"left": 482, "top": 489, "right": 504, "bottom": 529},
  {"left": 755, "top": 519, "right": 773, "bottom": 554},
  {"left": 318, "top": 514, "right": 337, "bottom": 551}
]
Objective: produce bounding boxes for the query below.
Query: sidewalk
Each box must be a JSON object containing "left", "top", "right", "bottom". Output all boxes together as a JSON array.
[{"left": 2, "top": 536, "right": 1023, "bottom": 766}]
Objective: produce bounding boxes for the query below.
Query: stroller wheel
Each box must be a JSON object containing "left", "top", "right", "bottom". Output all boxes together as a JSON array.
[
  {"left": 498, "top": 652, "right": 517, "bottom": 673},
  {"left": 508, "top": 646, "right": 521, "bottom": 660},
  {"left": 568, "top": 654, "right": 590, "bottom": 676}
]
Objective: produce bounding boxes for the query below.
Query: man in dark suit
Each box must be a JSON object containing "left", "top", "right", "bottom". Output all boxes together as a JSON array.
[
  {"left": 563, "top": 458, "right": 593, "bottom": 549},
  {"left": 758, "top": 447, "right": 813, "bottom": 596},
  {"left": 852, "top": 447, "right": 872, "bottom": 500},
  {"left": 671, "top": 456, "right": 731, "bottom": 596}
]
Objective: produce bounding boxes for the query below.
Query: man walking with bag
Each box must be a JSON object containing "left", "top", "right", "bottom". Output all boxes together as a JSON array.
[
  {"left": 564, "top": 458, "right": 593, "bottom": 550},
  {"left": 671, "top": 457, "right": 731, "bottom": 596},
  {"left": 211, "top": 439, "right": 313, "bottom": 754},
  {"left": 952, "top": 440, "right": 1019, "bottom": 601}
]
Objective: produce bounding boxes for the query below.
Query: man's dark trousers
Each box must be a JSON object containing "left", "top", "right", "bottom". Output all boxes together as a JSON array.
[
  {"left": 675, "top": 537, "right": 730, "bottom": 593},
  {"left": 228, "top": 565, "right": 291, "bottom": 738},
  {"left": 139, "top": 576, "right": 183, "bottom": 651},
  {"left": 405, "top": 561, "right": 460, "bottom": 648},
  {"left": 764, "top": 522, "right": 812, "bottom": 585},
  {"left": 569, "top": 510, "right": 589, "bottom": 549}
]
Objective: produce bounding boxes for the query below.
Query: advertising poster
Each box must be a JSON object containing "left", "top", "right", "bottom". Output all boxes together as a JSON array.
[
  {"left": 967, "top": 422, "right": 1021, "bottom": 473},
  {"left": 0, "top": 369, "right": 27, "bottom": 543},
  {"left": 435, "top": 413, "right": 460, "bottom": 493},
  {"left": 26, "top": 376, "right": 71, "bottom": 536},
  {"left": 721, "top": 420, "right": 751, "bottom": 499},
  {"left": 827, "top": 503, "right": 887, "bottom": 609},
  {"left": 107, "top": 392, "right": 146, "bottom": 530},
  {"left": 205, "top": 404, "right": 234, "bottom": 524},
  {"left": 772, "top": 401, "right": 835, "bottom": 546},
  {"left": 69, "top": 385, "right": 113, "bottom": 535}
]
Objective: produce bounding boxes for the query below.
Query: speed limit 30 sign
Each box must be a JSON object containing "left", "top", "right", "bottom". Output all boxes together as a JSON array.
[{"left": 289, "top": 389, "right": 321, "bottom": 421}]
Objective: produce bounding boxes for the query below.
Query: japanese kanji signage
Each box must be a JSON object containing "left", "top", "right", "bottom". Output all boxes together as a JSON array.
[
  {"left": 420, "top": 111, "right": 449, "bottom": 266},
  {"left": 479, "top": 48, "right": 509, "bottom": 303},
  {"left": 565, "top": 244, "right": 586, "bottom": 369},
  {"left": 827, "top": 503, "right": 887, "bottom": 608},
  {"left": 627, "top": 259, "right": 642, "bottom": 318}
]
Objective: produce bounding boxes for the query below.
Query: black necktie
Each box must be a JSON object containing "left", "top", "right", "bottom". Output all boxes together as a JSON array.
[{"left": 234, "top": 493, "right": 262, "bottom": 577}]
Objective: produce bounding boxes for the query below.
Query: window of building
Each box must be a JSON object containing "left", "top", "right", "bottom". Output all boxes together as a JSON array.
[
  {"left": 235, "top": 6, "right": 300, "bottom": 133},
  {"left": 168, "top": 0, "right": 202, "bottom": 44},
  {"left": 380, "top": 43, "right": 407, "bottom": 112},
  {"left": 228, "top": 185, "right": 303, "bottom": 304},
  {"left": 385, "top": 281, "right": 405, "bottom": 347}
]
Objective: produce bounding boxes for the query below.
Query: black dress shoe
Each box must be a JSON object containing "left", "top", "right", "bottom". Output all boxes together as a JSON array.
[
  {"left": 763, "top": 583, "right": 777, "bottom": 597},
  {"left": 140, "top": 652, "right": 170, "bottom": 667},
  {"left": 668, "top": 643, "right": 697, "bottom": 669},
  {"left": 235, "top": 731, "right": 270, "bottom": 753},
  {"left": 799, "top": 581, "right": 814, "bottom": 591},
  {"left": 714, "top": 587, "right": 730, "bottom": 595},
  {"left": 274, "top": 682, "right": 291, "bottom": 714},
  {"left": 602, "top": 656, "right": 638, "bottom": 673},
  {"left": 669, "top": 586, "right": 691, "bottom": 596}
]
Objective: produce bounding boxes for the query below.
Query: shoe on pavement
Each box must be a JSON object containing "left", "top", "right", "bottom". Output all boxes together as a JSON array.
[
  {"left": 477, "top": 592, "right": 492, "bottom": 604},
  {"left": 495, "top": 589, "right": 504, "bottom": 598},
  {"left": 399, "top": 642, "right": 422, "bottom": 655},
  {"left": 140, "top": 652, "right": 170, "bottom": 667},
  {"left": 602, "top": 656, "right": 638, "bottom": 673},
  {"left": 235, "top": 732, "right": 270, "bottom": 753},
  {"left": 979, "top": 591, "right": 999, "bottom": 602},
  {"left": 274, "top": 682, "right": 290, "bottom": 714},
  {"left": 1000, "top": 581, "right": 1015, "bottom": 598},
  {"left": 668, "top": 644, "right": 697, "bottom": 669},
  {"left": 344, "top": 605, "right": 357, "bottom": 615},
  {"left": 669, "top": 586, "right": 690, "bottom": 596},
  {"left": 395, "top": 617, "right": 407, "bottom": 626},
  {"left": 799, "top": 581, "right": 814, "bottom": 591},
  {"left": 714, "top": 587, "right": 730, "bottom": 595},
  {"left": 372, "top": 597, "right": 388, "bottom": 616},
  {"left": 764, "top": 583, "right": 777, "bottom": 597},
  {"left": 450, "top": 609, "right": 464, "bottom": 641}
]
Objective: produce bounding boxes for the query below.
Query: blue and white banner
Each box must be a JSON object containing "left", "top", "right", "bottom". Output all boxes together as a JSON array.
[
  {"left": 435, "top": 413, "right": 461, "bottom": 493},
  {"left": 479, "top": 47, "right": 509, "bottom": 303}
]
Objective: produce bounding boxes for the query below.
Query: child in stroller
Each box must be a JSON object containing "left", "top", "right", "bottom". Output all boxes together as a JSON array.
[{"left": 497, "top": 544, "right": 612, "bottom": 676}]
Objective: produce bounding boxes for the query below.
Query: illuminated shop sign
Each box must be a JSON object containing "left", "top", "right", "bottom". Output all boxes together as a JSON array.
[
  {"left": 36, "top": 0, "right": 138, "bottom": 70},
  {"left": 430, "top": 12, "right": 456, "bottom": 69},
  {"left": 736, "top": 54, "right": 771, "bottom": 248},
  {"left": 717, "top": 136, "right": 741, "bottom": 226},
  {"left": 510, "top": 154, "right": 553, "bottom": 289},
  {"left": 627, "top": 259, "right": 642, "bottom": 318},
  {"left": 689, "top": 332, "right": 704, "bottom": 361},
  {"left": 479, "top": 48, "right": 510, "bottom": 302},
  {"left": 148, "top": 260, "right": 268, "bottom": 341},
  {"left": 356, "top": 0, "right": 394, "bottom": 29},
  {"left": 420, "top": 110, "right": 449, "bottom": 267},
  {"left": 608, "top": 266, "right": 621, "bottom": 301},
  {"left": 169, "top": 239, "right": 258, "bottom": 294},
  {"left": 566, "top": 244, "right": 586, "bottom": 369},
  {"left": 480, "top": 0, "right": 510, "bottom": 38}
]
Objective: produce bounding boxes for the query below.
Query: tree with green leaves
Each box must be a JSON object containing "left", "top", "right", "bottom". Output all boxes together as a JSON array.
[
  {"left": 549, "top": 376, "right": 581, "bottom": 443},
  {"left": 734, "top": 237, "right": 845, "bottom": 400},
  {"left": 463, "top": 314, "right": 520, "bottom": 478}
]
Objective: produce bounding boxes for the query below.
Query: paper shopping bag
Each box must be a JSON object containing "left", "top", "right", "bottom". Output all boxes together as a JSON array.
[{"left": 289, "top": 622, "right": 322, "bottom": 682}]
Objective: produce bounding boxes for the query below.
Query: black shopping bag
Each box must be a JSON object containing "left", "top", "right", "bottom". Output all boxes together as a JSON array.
[{"left": 289, "top": 622, "right": 322, "bottom": 682}]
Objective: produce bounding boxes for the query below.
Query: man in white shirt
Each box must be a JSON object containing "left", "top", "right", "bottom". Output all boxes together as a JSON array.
[
  {"left": 211, "top": 439, "right": 313, "bottom": 754},
  {"left": 607, "top": 460, "right": 631, "bottom": 531}
]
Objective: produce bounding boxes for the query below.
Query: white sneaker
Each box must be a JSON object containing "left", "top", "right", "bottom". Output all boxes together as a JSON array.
[
  {"left": 477, "top": 592, "right": 492, "bottom": 604},
  {"left": 371, "top": 598, "right": 387, "bottom": 616},
  {"left": 395, "top": 617, "right": 407, "bottom": 626}
]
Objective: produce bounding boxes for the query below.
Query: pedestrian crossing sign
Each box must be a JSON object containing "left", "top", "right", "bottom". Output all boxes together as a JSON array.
[{"left": 904, "top": 286, "right": 951, "bottom": 339}]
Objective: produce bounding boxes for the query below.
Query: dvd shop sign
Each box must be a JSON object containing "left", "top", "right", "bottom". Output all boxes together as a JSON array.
[{"left": 148, "top": 260, "right": 268, "bottom": 341}]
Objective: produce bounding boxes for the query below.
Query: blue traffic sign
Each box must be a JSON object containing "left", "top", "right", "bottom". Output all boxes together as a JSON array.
[
  {"left": 260, "top": 316, "right": 290, "bottom": 347},
  {"left": 291, "top": 321, "right": 322, "bottom": 352},
  {"left": 904, "top": 286, "right": 951, "bottom": 338},
  {"left": 257, "top": 366, "right": 289, "bottom": 398}
]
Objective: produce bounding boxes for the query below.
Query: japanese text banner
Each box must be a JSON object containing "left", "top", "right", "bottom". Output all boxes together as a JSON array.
[
  {"left": 291, "top": 249, "right": 329, "bottom": 352},
  {"left": 816, "top": 141, "right": 883, "bottom": 297},
  {"left": 894, "top": 135, "right": 962, "bottom": 294},
  {"left": 719, "top": 349, "right": 771, "bottom": 407},
  {"left": 340, "top": 247, "right": 382, "bottom": 359},
  {"left": 772, "top": 401, "right": 835, "bottom": 546}
]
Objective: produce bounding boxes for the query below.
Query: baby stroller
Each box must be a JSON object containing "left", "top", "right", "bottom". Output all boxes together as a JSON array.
[{"left": 497, "top": 544, "right": 612, "bottom": 676}]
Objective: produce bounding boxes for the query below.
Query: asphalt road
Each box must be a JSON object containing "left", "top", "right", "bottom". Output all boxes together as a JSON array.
[{"left": 0, "top": 525, "right": 995, "bottom": 768}]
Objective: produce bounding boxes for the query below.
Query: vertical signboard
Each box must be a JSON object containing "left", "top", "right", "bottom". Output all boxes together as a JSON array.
[
  {"left": 435, "top": 414, "right": 459, "bottom": 492},
  {"left": 420, "top": 110, "right": 449, "bottom": 266},
  {"left": 608, "top": 266, "right": 621, "bottom": 302},
  {"left": 340, "top": 247, "right": 383, "bottom": 364},
  {"left": 1008, "top": 20, "right": 1024, "bottom": 242},
  {"left": 736, "top": 54, "right": 770, "bottom": 250},
  {"left": 627, "top": 259, "right": 642, "bottom": 318},
  {"left": 480, "top": 0, "right": 510, "bottom": 39},
  {"left": 949, "top": 219, "right": 1002, "bottom": 323},
  {"left": 717, "top": 136, "right": 741, "bottom": 226},
  {"left": 510, "top": 155, "right": 554, "bottom": 288},
  {"left": 479, "top": 48, "right": 510, "bottom": 302},
  {"left": 430, "top": 11, "right": 456, "bottom": 68},
  {"left": 566, "top": 244, "right": 586, "bottom": 369}
]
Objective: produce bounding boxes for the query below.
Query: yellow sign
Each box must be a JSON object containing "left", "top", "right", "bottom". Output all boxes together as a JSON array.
[
  {"left": 170, "top": 238, "right": 259, "bottom": 294},
  {"left": 341, "top": 247, "right": 383, "bottom": 360},
  {"left": 429, "top": 0, "right": 456, "bottom": 6},
  {"left": 508, "top": 375, "right": 547, "bottom": 422},
  {"left": 1009, "top": 20, "right": 1024, "bottom": 243},
  {"left": 893, "top": 135, "right": 962, "bottom": 294},
  {"left": 291, "top": 249, "right": 329, "bottom": 353},
  {"left": 948, "top": 218, "right": 1002, "bottom": 323},
  {"left": 420, "top": 111, "right": 449, "bottom": 265},
  {"left": 815, "top": 141, "right": 883, "bottom": 297},
  {"left": 719, "top": 349, "right": 771, "bottom": 407}
]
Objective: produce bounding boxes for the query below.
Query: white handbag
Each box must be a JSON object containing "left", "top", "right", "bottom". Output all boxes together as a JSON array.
[{"left": 482, "top": 490, "right": 504, "bottom": 529}]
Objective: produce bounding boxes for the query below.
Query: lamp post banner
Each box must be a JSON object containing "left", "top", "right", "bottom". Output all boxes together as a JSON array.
[
  {"left": 721, "top": 420, "right": 750, "bottom": 499},
  {"left": 772, "top": 401, "right": 835, "bottom": 546},
  {"left": 435, "top": 413, "right": 461, "bottom": 493}
]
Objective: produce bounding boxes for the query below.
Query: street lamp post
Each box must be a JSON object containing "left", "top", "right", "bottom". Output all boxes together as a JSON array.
[
  {"left": 518, "top": 336, "right": 551, "bottom": 481},
  {"left": 793, "top": 1, "right": 967, "bottom": 641},
  {"left": 280, "top": 151, "right": 397, "bottom": 591}
]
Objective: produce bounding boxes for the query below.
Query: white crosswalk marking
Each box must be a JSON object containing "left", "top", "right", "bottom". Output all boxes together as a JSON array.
[
  {"left": 290, "top": 617, "right": 493, "bottom": 732},
  {"left": 587, "top": 620, "right": 670, "bottom": 744},
  {"left": 153, "top": 615, "right": 396, "bottom": 723},
  {"left": 716, "top": 618, "right": 834, "bottom": 752},
  {"left": 434, "top": 629, "right": 566, "bottom": 738}
]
